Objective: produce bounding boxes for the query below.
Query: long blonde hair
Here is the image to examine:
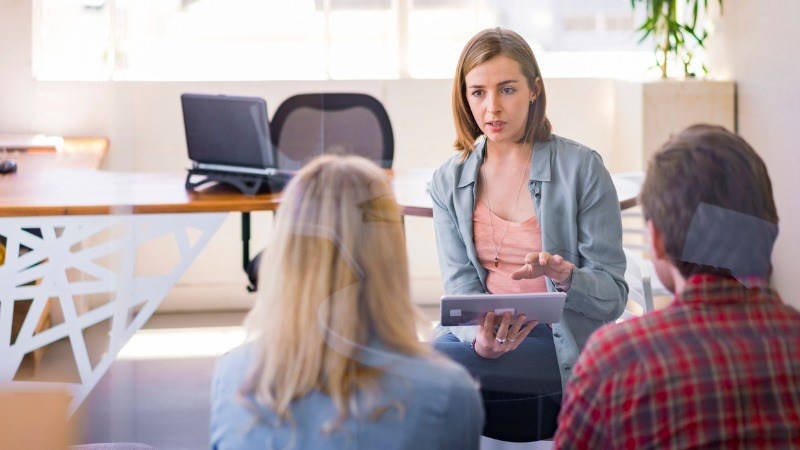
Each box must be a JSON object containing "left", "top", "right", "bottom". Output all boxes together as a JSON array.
[{"left": 240, "top": 154, "right": 428, "bottom": 427}]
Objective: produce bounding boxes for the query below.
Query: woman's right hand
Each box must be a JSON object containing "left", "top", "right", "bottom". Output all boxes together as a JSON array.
[{"left": 473, "top": 311, "right": 537, "bottom": 359}]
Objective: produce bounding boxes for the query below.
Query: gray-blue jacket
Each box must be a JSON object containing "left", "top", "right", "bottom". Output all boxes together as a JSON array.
[{"left": 430, "top": 134, "right": 628, "bottom": 387}]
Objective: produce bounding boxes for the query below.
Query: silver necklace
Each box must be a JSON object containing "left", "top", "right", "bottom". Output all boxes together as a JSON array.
[{"left": 481, "top": 148, "right": 533, "bottom": 268}]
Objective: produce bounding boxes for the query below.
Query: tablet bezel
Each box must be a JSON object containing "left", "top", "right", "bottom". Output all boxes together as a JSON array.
[{"left": 440, "top": 292, "right": 567, "bottom": 326}]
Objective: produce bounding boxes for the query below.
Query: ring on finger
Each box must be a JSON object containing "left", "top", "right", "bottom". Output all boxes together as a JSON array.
[{"left": 495, "top": 336, "right": 507, "bottom": 344}]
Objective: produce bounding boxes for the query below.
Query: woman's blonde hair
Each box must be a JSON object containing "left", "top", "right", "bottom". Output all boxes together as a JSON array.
[
  {"left": 452, "top": 27, "right": 552, "bottom": 157},
  {"left": 240, "top": 154, "right": 428, "bottom": 428}
]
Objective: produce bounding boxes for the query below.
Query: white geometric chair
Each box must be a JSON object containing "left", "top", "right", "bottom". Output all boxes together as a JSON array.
[
  {"left": 620, "top": 248, "right": 655, "bottom": 321},
  {"left": 620, "top": 206, "right": 671, "bottom": 305}
]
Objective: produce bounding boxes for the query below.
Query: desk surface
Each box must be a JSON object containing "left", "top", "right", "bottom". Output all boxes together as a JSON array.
[{"left": 0, "top": 155, "right": 639, "bottom": 217}]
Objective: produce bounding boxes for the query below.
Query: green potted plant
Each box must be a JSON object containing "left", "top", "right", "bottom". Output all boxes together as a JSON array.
[
  {"left": 610, "top": 0, "right": 734, "bottom": 174},
  {"left": 631, "top": 0, "right": 723, "bottom": 78}
]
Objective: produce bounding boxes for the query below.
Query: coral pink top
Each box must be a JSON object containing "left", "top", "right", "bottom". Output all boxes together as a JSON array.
[{"left": 473, "top": 200, "right": 548, "bottom": 294}]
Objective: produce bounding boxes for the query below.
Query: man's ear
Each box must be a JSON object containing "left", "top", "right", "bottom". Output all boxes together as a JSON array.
[{"left": 647, "top": 220, "right": 667, "bottom": 260}]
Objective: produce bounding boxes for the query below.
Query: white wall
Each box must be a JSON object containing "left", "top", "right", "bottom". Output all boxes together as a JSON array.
[{"left": 708, "top": 0, "right": 800, "bottom": 309}]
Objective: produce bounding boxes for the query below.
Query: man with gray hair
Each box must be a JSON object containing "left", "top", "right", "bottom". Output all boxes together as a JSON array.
[{"left": 554, "top": 124, "right": 800, "bottom": 449}]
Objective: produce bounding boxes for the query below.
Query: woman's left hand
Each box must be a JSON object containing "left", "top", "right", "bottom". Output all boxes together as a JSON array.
[
  {"left": 473, "top": 311, "right": 537, "bottom": 359},
  {"left": 510, "top": 251, "right": 575, "bottom": 283}
]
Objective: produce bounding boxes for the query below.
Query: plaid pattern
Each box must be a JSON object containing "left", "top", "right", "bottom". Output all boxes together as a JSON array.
[{"left": 554, "top": 274, "right": 800, "bottom": 449}]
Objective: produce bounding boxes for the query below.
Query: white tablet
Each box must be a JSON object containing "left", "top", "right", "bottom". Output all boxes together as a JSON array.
[{"left": 440, "top": 292, "right": 567, "bottom": 326}]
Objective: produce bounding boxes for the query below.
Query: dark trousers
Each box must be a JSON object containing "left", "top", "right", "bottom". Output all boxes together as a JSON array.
[{"left": 434, "top": 324, "right": 562, "bottom": 442}]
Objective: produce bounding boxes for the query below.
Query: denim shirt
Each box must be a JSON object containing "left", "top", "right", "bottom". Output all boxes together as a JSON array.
[
  {"left": 429, "top": 134, "right": 628, "bottom": 388},
  {"left": 210, "top": 343, "right": 484, "bottom": 450}
]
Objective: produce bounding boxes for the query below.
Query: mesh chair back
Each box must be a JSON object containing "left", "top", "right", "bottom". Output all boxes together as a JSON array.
[{"left": 271, "top": 93, "right": 394, "bottom": 170}]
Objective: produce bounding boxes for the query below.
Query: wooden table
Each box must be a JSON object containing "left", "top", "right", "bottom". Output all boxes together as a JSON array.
[
  {"left": 0, "top": 163, "right": 423, "bottom": 217},
  {"left": 0, "top": 161, "right": 639, "bottom": 217}
]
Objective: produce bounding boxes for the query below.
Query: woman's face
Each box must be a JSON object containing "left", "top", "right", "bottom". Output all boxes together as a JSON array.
[{"left": 464, "top": 55, "right": 537, "bottom": 145}]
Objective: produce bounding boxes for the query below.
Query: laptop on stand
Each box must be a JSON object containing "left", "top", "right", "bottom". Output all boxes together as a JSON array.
[{"left": 181, "top": 93, "right": 293, "bottom": 194}]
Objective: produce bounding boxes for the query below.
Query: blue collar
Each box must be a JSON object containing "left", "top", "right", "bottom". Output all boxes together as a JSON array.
[{"left": 456, "top": 135, "right": 553, "bottom": 189}]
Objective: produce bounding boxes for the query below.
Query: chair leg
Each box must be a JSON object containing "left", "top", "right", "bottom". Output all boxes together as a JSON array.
[
  {"left": 241, "top": 212, "right": 257, "bottom": 292},
  {"left": 642, "top": 276, "right": 654, "bottom": 313}
]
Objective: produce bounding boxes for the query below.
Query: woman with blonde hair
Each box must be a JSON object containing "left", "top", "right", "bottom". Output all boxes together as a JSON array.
[
  {"left": 210, "top": 154, "right": 483, "bottom": 449},
  {"left": 430, "top": 28, "right": 628, "bottom": 441}
]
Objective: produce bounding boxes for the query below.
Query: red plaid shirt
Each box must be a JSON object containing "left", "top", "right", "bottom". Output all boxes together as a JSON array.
[{"left": 554, "top": 274, "right": 800, "bottom": 449}]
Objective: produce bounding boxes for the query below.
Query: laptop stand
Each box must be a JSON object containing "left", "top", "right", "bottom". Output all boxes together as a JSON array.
[{"left": 185, "top": 167, "right": 290, "bottom": 195}]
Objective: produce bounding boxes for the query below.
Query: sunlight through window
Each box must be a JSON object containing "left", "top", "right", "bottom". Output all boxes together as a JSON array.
[{"left": 34, "top": 0, "right": 654, "bottom": 81}]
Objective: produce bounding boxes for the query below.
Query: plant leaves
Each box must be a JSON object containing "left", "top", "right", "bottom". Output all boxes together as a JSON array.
[
  {"left": 628, "top": 0, "right": 725, "bottom": 79},
  {"left": 638, "top": 28, "right": 654, "bottom": 43},
  {"left": 682, "top": 24, "right": 705, "bottom": 46}
]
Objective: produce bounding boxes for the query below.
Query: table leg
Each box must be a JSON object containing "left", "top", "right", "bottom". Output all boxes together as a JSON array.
[
  {"left": 241, "top": 212, "right": 256, "bottom": 292},
  {"left": 0, "top": 213, "right": 225, "bottom": 413}
]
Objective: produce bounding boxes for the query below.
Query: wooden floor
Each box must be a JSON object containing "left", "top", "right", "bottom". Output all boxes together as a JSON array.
[{"left": 50, "top": 312, "right": 248, "bottom": 449}]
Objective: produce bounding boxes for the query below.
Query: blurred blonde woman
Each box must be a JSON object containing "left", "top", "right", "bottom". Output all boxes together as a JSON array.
[{"left": 210, "top": 155, "right": 483, "bottom": 449}]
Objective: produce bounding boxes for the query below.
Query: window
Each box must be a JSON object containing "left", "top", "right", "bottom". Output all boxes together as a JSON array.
[
  {"left": 33, "top": 0, "right": 114, "bottom": 80},
  {"left": 33, "top": 0, "right": 652, "bottom": 81}
]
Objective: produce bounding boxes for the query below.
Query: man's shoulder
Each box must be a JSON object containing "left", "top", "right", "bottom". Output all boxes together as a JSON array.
[{"left": 581, "top": 309, "right": 676, "bottom": 368}]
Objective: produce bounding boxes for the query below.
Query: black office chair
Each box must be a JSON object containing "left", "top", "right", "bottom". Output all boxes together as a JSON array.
[{"left": 245, "top": 93, "right": 395, "bottom": 291}]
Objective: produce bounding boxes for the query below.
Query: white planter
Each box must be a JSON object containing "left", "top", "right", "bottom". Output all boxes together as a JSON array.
[{"left": 611, "top": 79, "right": 736, "bottom": 172}]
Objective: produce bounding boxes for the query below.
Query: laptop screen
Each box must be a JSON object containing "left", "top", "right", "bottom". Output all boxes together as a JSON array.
[{"left": 181, "top": 93, "right": 276, "bottom": 169}]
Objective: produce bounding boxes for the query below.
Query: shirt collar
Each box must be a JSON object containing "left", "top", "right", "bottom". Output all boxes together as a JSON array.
[
  {"left": 529, "top": 138, "right": 552, "bottom": 182},
  {"left": 675, "top": 273, "right": 780, "bottom": 306},
  {"left": 456, "top": 135, "right": 553, "bottom": 188}
]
